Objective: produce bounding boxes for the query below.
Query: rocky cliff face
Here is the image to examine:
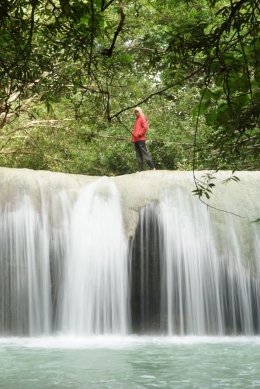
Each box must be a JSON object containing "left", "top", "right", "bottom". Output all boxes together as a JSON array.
[{"left": 1, "top": 167, "right": 259, "bottom": 239}]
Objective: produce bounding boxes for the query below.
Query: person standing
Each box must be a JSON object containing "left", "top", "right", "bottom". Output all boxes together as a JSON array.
[{"left": 132, "top": 107, "right": 156, "bottom": 172}]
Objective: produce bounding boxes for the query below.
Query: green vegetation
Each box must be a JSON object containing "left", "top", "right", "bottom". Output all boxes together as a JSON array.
[{"left": 1, "top": 0, "right": 259, "bottom": 179}]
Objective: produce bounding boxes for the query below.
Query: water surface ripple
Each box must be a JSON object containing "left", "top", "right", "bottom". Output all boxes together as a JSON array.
[{"left": 0, "top": 336, "right": 260, "bottom": 389}]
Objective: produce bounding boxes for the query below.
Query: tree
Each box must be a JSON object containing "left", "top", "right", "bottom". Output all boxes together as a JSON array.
[
  {"left": 1, "top": 0, "right": 259, "bottom": 180},
  {"left": 0, "top": 0, "right": 203, "bottom": 174}
]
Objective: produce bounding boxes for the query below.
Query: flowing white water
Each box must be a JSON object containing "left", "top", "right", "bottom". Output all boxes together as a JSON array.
[
  {"left": 0, "top": 171, "right": 259, "bottom": 337},
  {"left": 0, "top": 196, "right": 51, "bottom": 336},
  {"left": 0, "top": 177, "right": 129, "bottom": 336},
  {"left": 158, "top": 187, "right": 260, "bottom": 335},
  {"left": 60, "top": 178, "right": 129, "bottom": 335}
]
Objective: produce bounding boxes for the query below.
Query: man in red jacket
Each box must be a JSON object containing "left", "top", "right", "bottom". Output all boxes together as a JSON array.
[{"left": 132, "top": 107, "right": 156, "bottom": 172}]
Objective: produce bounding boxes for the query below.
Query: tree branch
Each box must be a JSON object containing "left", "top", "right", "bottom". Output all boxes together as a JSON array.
[
  {"left": 109, "top": 65, "right": 206, "bottom": 120},
  {"left": 101, "top": 0, "right": 125, "bottom": 57},
  {"left": 101, "top": 0, "right": 115, "bottom": 12},
  {"left": 0, "top": 119, "right": 74, "bottom": 138}
]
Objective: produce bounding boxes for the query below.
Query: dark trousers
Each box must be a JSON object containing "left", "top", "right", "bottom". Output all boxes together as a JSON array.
[{"left": 134, "top": 141, "right": 155, "bottom": 171}]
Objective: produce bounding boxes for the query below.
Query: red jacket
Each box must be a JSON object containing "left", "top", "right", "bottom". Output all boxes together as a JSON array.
[{"left": 132, "top": 115, "right": 148, "bottom": 142}]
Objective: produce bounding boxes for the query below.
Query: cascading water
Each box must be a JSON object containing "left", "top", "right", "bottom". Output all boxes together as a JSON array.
[
  {"left": 130, "top": 184, "right": 260, "bottom": 335},
  {"left": 0, "top": 176, "right": 129, "bottom": 336},
  {"left": 0, "top": 195, "right": 51, "bottom": 336},
  {"left": 158, "top": 188, "right": 260, "bottom": 335},
  {"left": 59, "top": 178, "right": 129, "bottom": 335},
  {"left": 0, "top": 169, "right": 259, "bottom": 337}
]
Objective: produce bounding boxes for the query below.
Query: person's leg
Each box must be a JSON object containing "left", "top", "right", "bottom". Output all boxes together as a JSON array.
[
  {"left": 134, "top": 142, "right": 144, "bottom": 171},
  {"left": 138, "top": 141, "right": 155, "bottom": 169}
]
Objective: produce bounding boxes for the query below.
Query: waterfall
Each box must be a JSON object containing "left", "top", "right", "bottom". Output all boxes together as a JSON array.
[
  {"left": 0, "top": 175, "right": 129, "bottom": 336},
  {"left": 159, "top": 188, "right": 260, "bottom": 335},
  {"left": 0, "top": 168, "right": 259, "bottom": 336},
  {"left": 0, "top": 195, "right": 51, "bottom": 336},
  {"left": 59, "top": 178, "right": 129, "bottom": 335},
  {"left": 130, "top": 173, "right": 260, "bottom": 336}
]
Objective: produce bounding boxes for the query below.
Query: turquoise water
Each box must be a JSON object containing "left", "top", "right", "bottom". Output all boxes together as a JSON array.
[{"left": 0, "top": 336, "right": 260, "bottom": 389}]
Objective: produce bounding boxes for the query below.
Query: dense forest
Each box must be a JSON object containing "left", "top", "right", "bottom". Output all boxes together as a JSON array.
[{"left": 1, "top": 0, "right": 260, "bottom": 187}]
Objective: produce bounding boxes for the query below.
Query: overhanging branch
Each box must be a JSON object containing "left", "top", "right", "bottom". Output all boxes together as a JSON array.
[{"left": 101, "top": 0, "right": 125, "bottom": 57}]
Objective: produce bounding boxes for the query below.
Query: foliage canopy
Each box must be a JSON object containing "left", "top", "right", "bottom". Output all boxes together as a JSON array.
[{"left": 0, "top": 0, "right": 259, "bottom": 181}]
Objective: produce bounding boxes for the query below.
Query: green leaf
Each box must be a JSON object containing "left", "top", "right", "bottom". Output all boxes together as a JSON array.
[
  {"left": 216, "top": 110, "right": 229, "bottom": 124},
  {"left": 235, "top": 76, "right": 250, "bottom": 93},
  {"left": 222, "top": 176, "right": 240, "bottom": 185},
  {"left": 214, "top": 73, "right": 224, "bottom": 87},
  {"left": 223, "top": 54, "right": 239, "bottom": 66},
  {"left": 255, "top": 70, "right": 260, "bottom": 85},
  {"left": 192, "top": 100, "right": 211, "bottom": 117},
  {"left": 209, "top": 61, "right": 220, "bottom": 75},
  {"left": 250, "top": 218, "right": 260, "bottom": 224},
  {"left": 117, "top": 54, "right": 133, "bottom": 69},
  {"left": 203, "top": 89, "right": 215, "bottom": 100},
  {"left": 253, "top": 91, "right": 260, "bottom": 103},
  {"left": 217, "top": 98, "right": 228, "bottom": 110},
  {"left": 233, "top": 94, "right": 250, "bottom": 109},
  {"left": 206, "top": 112, "right": 217, "bottom": 125}
]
